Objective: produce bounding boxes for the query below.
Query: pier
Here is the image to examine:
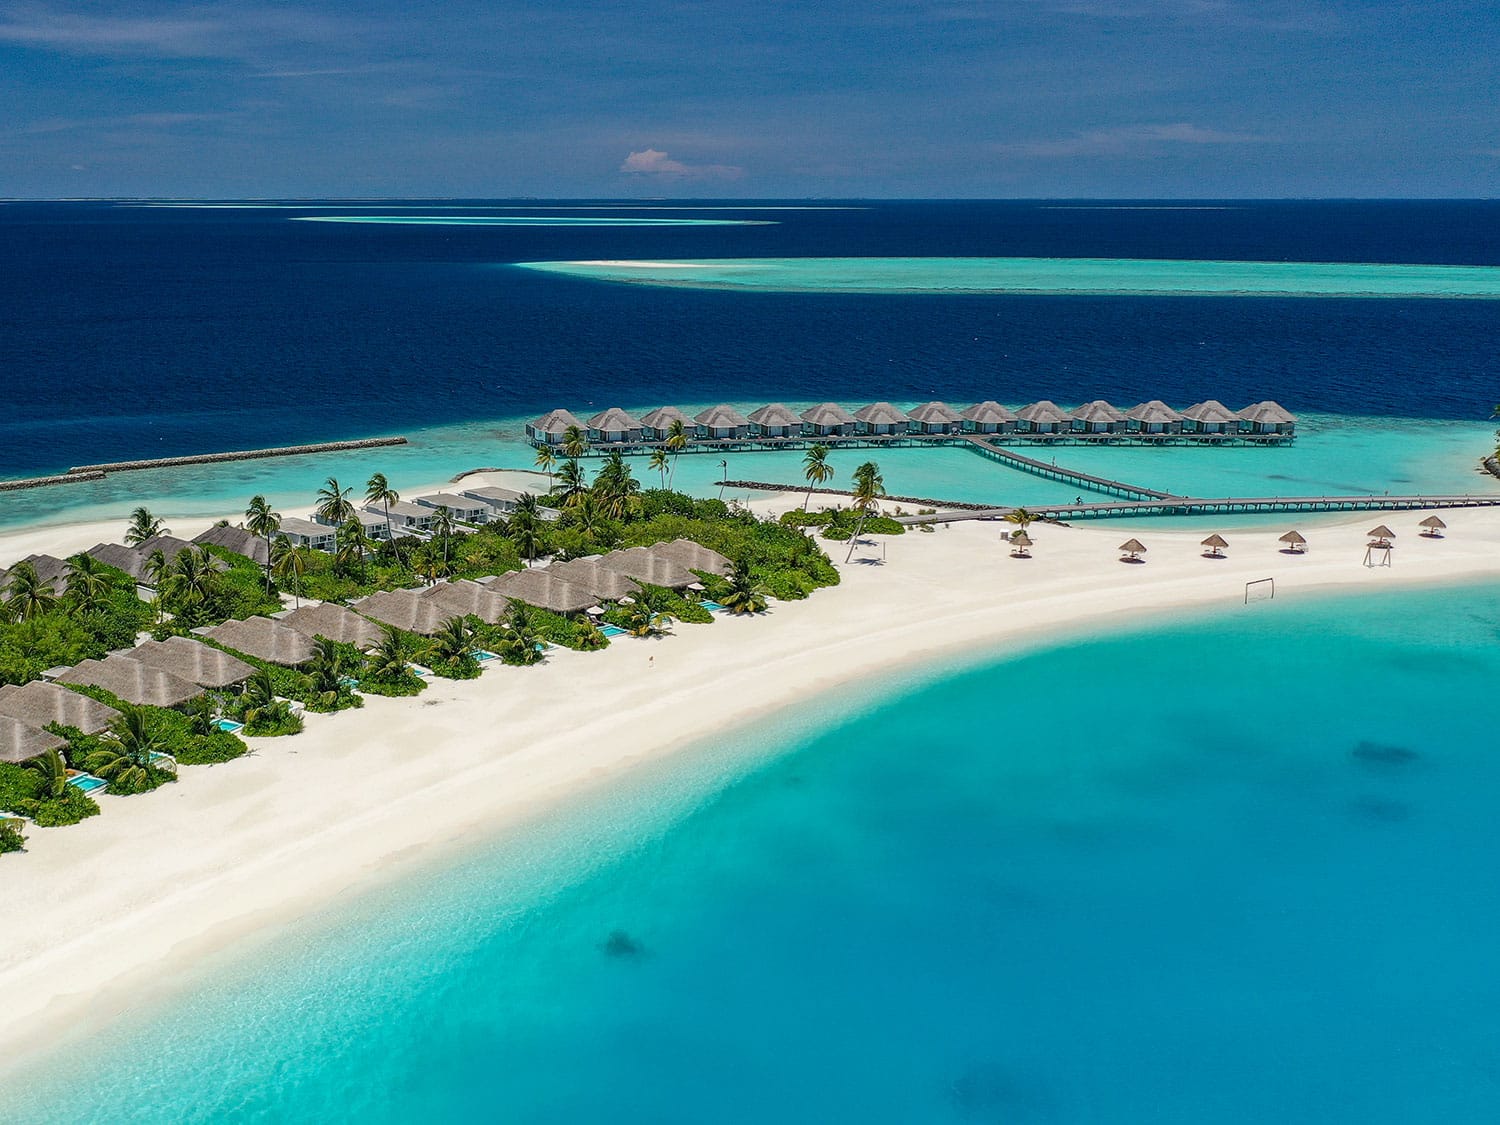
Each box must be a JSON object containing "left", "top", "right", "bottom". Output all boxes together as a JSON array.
[{"left": 958, "top": 438, "right": 1178, "bottom": 501}]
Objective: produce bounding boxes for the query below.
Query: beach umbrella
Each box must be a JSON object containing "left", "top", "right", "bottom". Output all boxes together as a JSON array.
[
  {"left": 585, "top": 605, "right": 604, "bottom": 617},
  {"left": 1278, "top": 530, "right": 1307, "bottom": 554},
  {"left": 1008, "top": 530, "right": 1033, "bottom": 557},
  {"left": 1201, "top": 533, "right": 1229, "bottom": 558},
  {"left": 1419, "top": 515, "right": 1447, "bottom": 538},
  {"left": 1118, "top": 538, "right": 1147, "bottom": 561},
  {"left": 1368, "top": 524, "right": 1396, "bottom": 542}
]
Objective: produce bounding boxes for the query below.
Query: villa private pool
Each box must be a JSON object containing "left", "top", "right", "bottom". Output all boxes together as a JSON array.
[
  {"left": 600, "top": 624, "right": 627, "bottom": 638},
  {"left": 66, "top": 773, "right": 108, "bottom": 795},
  {"left": 472, "top": 650, "right": 499, "bottom": 662},
  {"left": 215, "top": 719, "right": 245, "bottom": 734}
]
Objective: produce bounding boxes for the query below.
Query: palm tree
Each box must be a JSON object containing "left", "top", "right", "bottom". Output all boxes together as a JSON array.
[
  {"left": 270, "top": 534, "right": 307, "bottom": 607},
  {"left": 63, "top": 553, "right": 111, "bottom": 615},
  {"left": 124, "top": 507, "right": 166, "bottom": 546},
  {"left": 142, "top": 548, "right": 170, "bottom": 591},
  {"left": 305, "top": 637, "right": 352, "bottom": 704},
  {"left": 336, "top": 517, "right": 372, "bottom": 576},
  {"left": 508, "top": 502, "right": 544, "bottom": 566},
  {"left": 87, "top": 706, "right": 168, "bottom": 791},
  {"left": 648, "top": 446, "right": 670, "bottom": 488},
  {"left": 534, "top": 446, "right": 557, "bottom": 492},
  {"left": 625, "top": 601, "right": 670, "bottom": 638},
  {"left": 27, "top": 747, "right": 70, "bottom": 800},
  {"left": 802, "top": 444, "right": 834, "bottom": 509},
  {"left": 562, "top": 424, "right": 588, "bottom": 461},
  {"left": 364, "top": 626, "right": 411, "bottom": 682},
  {"left": 501, "top": 604, "right": 544, "bottom": 664},
  {"left": 553, "top": 459, "right": 588, "bottom": 507},
  {"left": 2, "top": 562, "right": 57, "bottom": 620},
  {"left": 315, "top": 476, "right": 356, "bottom": 553},
  {"left": 244, "top": 494, "right": 281, "bottom": 592},
  {"left": 844, "top": 460, "right": 886, "bottom": 563},
  {"left": 163, "top": 547, "right": 221, "bottom": 619},
  {"left": 593, "top": 452, "right": 640, "bottom": 519},
  {"left": 428, "top": 505, "right": 457, "bottom": 569},
  {"left": 428, "top": 616, "right": 475, "bottom": 666},
  {"left": 364, "top": 473, "right": 400, "bottom": 550},
  {"left": 719, "top": 561, "right": 769, "bottom": 615},
  {"left": 570, "top": 490, "right": 604, "bottom": 535},
  {"left": 1005, "top": 508, "right": 1037, "bottom": 533},
  {"left": 664, "top": 418, "right": 688, "bottom": 487}
]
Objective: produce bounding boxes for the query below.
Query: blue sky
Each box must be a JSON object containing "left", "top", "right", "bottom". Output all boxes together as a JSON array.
[{"left": 1, "top": 0, "right": 1495, "bottom": 197}]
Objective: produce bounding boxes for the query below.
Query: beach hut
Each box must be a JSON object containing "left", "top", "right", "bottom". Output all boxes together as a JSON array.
[
  {"left": 0, "top": 715, "right": 66, "bottom": 766},
  {"left": 1419, "top": 515, "right": 1447, "bottom": 538},
  {"left": 276, "top": 517, "right": 337, "bottom": 551},
  {"left": 1237, "top": 400, "right": 1297, "bottom": 436},
  {"left": 1118, "top": 538, "right": 1147, "bottom": 562},
  {"left": 353, "top": 590, "right": 455, "bottom": 636},
  {"left": 56, "top": 656, "right": 202, "bottom": 708},
  {"left": 1278, "top": 530, "right": 1308, "bottom": 554},
  {"left": 1070, "top": 400, "right": 1127, "bottom": 435},
  {"left": 8, "top": 554, "right": 72, "bottom": 593},
  {"left": 193, "top": 523, "right": 270, "bottom": 567},
  {"left": 485, "top": 568, "right": 598, "bottom": 613},
  {"left": 586, "top": 407, "right": 643, "bottom": 445},
  {"left": 1368, "top": 524, "right": 1397, "bottom": 546},
  {"left": 130, "top": 636, "right": 255, "bottom": 690},
  {"left": 546, "top": 559, "right": 642, "bottom": 602},
  {"left": 1124, "top": 400, "right": 1184, "bottom": 435},
  {"left": 420, "top": 579, "right": 511, "bottom": 624},
  {"left": 959, "top": 401, "right": 1017, "bottom": 434},
  {"left": 0, "top": 680, "right": 121, "bottom": 736},
  {"left": 906, "top": 401, "right": 963, "bottom": 435},
  {"left": 747, "top": 403, "right": 801, "bottom": 439},
  {"left": 85, "top": 541, "right": 151, "bottom": 582},
  {"left": 1181, "top": 400, "right": 1239, "bottom": 436},
  {"left": 414, "top": 493, "right": 489, "bottom": 524},
  {"left": 853, "top": 402, "right": 912, "bottom": 436},
  {"left": 1008, "top": 530, "right": 1033, "bottom": 558},
  {"left": 800, "top": 402, "right": 856, "bottom": 437},
  {"left": 526, "top": 408, "right": 585, "bottom": 446},
  {"left": 596, "top": 546, "right": 696, "bottom": 589},
  {"left": 202, "top": 617, "right": 316, "bottom": 666},
  {"left": 276, "top": 602, "right": 386, "bottom": 650},
  {"left": 1015, "top": 401, "right": 1071, "bottom": 434},
  {"left": 1201, "top": 533, "right": 1229, "bottom": 558},
  {"left": 650, "top": 538, "right": 734, "bottom": 578},
  {"left": 638, "top": 406, "right": 694, "bottom": 441},
  {"left": 694, "top": 404, "right": 751, "bottom": 441}
]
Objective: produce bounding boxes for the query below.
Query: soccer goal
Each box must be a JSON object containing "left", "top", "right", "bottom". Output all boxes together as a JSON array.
[{"left": 1244, "top": 577, "right": 1275, "bottom": 605}]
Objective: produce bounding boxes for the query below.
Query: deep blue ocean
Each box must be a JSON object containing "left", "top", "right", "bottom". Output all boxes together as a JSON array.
[{"left": 3, "top": 200, "right": 1499, "bottom": 479}]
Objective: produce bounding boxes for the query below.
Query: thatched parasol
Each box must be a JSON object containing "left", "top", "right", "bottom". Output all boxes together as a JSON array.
[
  {"left": 1118, "top": 538, "right": 1147, "bottom": 561},
  {"left": 1419, "top": 515, "right": 1447, "bottom": 538},
  {"left": 1278, "top": 530, "right": 1308, "bottom": 554},
  {"left": 1367, "top": 525, "right": 1396, "bottom": 541},
  {"left": 1201, "top": 533, "right": 1229, "bottom": 557},
  {"left": 1008, "top": 530, "right": 1033, "bottom": 557}
]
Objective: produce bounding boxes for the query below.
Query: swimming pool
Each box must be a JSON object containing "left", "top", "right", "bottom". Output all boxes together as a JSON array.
[
  {"left": 699, "top": 601, "right": 726, "bottom": 612},
  {"left": 215, "top": 718, "right": 245, "bottom": 734},
  {"left": 472, "top": 650, "right": 499, "bottom": 662},
  {"left": 66, "top": 773, "right": 107, "bottom": 795},
  {"left": 600, "top": 625, "right": 626, "bottom": 638},
  {"left": 407, "top": 663, "right": 433, "bottom": 678}
]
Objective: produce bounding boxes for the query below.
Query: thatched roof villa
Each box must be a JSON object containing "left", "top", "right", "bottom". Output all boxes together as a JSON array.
[
  {"left": 130, "top": 636, "right": 255, "bottom": 689},
  {"left": 1237, "top": 400, "right": 1297, "bottom": 435},
  {"left": 484, "top": 569, "right": 598, "bottom": 613},
  {"left": 1015, "top": 401, "right": 1072, "bottom": 433},
  {"left": 853, "top": 402, "right": 911, "bottom": 436},
  {"left": 353, "top": 590, "right": 455, "bottom": 636},
  {"left": 596, "top": 546, "right": 696, "bottom": 589},
  {"left": 651, "top": 538, "right": 733, "bottom": 577},
  {"left": 275, "top": 603, "right": 386, "bottom": 650},
  {"left": 1124, "top": 400, "right": 1184, "bottom": 434},
  {"left": 800, "top": 402, "right": 856, "bottom": 437},
  {"left": 639, "top": 406, "right": 694, "bottom": 440},
  {"left": 0, "top": 680, "right": 123, "bottom": 735},
  {"left": 526, "top": 408, "right": 585, "bottom": 445},
  {"left": 586, "top": 407, "right": 643, "bottom": 444},
  {"left": 546, "top": 559, "right": 642, "bottom": 602},
  {"left": 193, "top": 524, "right": 271, "bottom": 567},
  {"left": 960, "top": 401, "right": 1017, "bottom": 434},
  {"left": 1181, "top": 400, "right": 1240, "bottom": 434},
  {"left": 695, "top": 404, "right": 751, "bottom": 440},
  {"left": 202, "top": 617, "right": 316, "bottom": 666},
  {"left": 1071, "top": 400, "right": 1127, "bottom": 433},
  {"left": 747, "top": 403, "right": 800, "bottom": 438},
  {"left": 907, "top": 401, "right": 963, "bottom": 435},
  {"left": 420, "top": 579, "right": 512, "bottom": 624},
  {"left": 55, "top": 655, "right": 202, "bottom": 708},
  {"left": 0, "top": 714, "right": 66, "bottom": 765}
]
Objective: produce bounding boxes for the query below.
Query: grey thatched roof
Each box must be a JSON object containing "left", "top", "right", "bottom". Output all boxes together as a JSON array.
[
  {"left": 530, "top": 408, "right": 584, "bottom": 434},
  {"left": 800, "top": 402, "right": 855, "bottom": 426},
  {"left": 56, "top": 655, "right": 202, "bottom": 708},
  {"left": 1008, "top": 530, "right": 1033, "bottom": 546},
  {"left": 420, "top": 579, "right": 511, "bottom": 624},
  {"left": 1125, "top": 400, "right": 1184, "bottom": 423},
  {"left": 9, "top": 554, "right": 71, "bottom": 590},
  {"left": 0, "top": 680, "right": 122, "bottom": 735},
  {"left": 86, "top": 541, "right": 150, "bottom": 580},
  {"left": 1419, "top": 515, "right": 1448, "bottom": 529},
  {"left": 276, "top": 603, "right": 387, "bottom": 650},
  {"left": 1368, "top": 525, "right": 1396, "bottom": 539},
  {"left": 1015, "top": 400, "right": 1071, "bottom": 424},
  {"left": 546, "top": 559, "right": 642, "bottom": 601},
  {"left": 130, "top": 636, "right": 255, "bottom": 688},
  {"left": 587, "top": 406, "right": 642, "bottom": 431},
  {"left": 1181, "top": 400, "right": 1239, "bottom": 424},
  {"left": 907, "top": 401, "right": 962, "bottom": 425},
  {"left": 1237, "top": 400, "right": 1297, "bottom": 424},
  {"left": 1071, "top": 400, "right": 1126, "bottom": 424},
  {"left": 853, "top": 401, "right": 911, "bottom": 425},
  {"left": 134, "top": 534, "right": 198, "bottom": 560},
  {"left": 193, "top": 524, "right": 270, "bottom": 566},
  {"left": 960, "top": 401, "right": 1018, "bottom": 424},
  {"left": 1201, "top": 533, "right": 1229, "bottom": 548},
  {"left": 203, "top": 616, "right": 316, "bottom": 666},
  {"left": 0, "top": 715, "right": 66, "bottom": 765},
  {"left": 354, "top": 589, "right": 456, "bottom": 636},
  {"left": 695, "top": 404, "right": 751, "bottom": 428},
  {"left": 747, "top": 402, "right": 800, "bottom": 428},
  {"left": 639, "top": 406, "right": 693, "bottom": 430},
  {"left": 486, "top": 568, "right": 598, "bottom": 613},
  {"left": 596, "top": 546, "right": 696, "bottom": 589},
  {"left": 651, "top": 538, "right": 733, "bottom": 577}
]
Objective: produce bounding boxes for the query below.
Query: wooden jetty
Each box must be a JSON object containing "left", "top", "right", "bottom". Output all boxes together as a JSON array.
[{"left": 959, "top": 438, "right": 1177, "bottom": 501}]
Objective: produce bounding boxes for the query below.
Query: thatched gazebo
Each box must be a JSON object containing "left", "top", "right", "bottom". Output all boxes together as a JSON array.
[
  {"left": 1278, "top": 530, "right": 1308, "bottom": 555},
  {"left": 130, "top": 636, "right": 255, "bottom": 689},
  {"left": 1368, "top": 524, "right": 1396, "bottom": 546},
  {"left": 0, "top": 715, "right": 66, "bottom": 765},
  {"left": 0, "top": 680, "right": 122, "bottom": 735},
  {"left": 746, "top": 403, "right": 801, "bottom": 439},
  {"left": 1118, "top": 538, "right": 1147, "bottom": 562},
  {"left": 56, "top": 656, "right": 202, "bottom": 708},
  {"left": 1419, "top": 515, "right": 1447, "bottom": 538},
  {"left": 1201, "top": 533, "right": 1229, "bottom": 558},
  {"left": 1008, "top": 530, "right": 1033, "bottom": 558}
]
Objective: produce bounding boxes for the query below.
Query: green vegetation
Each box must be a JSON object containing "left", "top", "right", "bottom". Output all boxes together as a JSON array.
[
  {"left": 783, "top": 507, "right": 906, "bottom": 540},
  {"left": 713, "top": 561, "right": 770, "bottom": 615},
  {"left": 0, "top": 556, "right": 154, "bottom": 686},
  {"left": 0, "top": 750, "right": 100, "bottom": 827},
  {"left": 63, "top": 684, "right": 248, "bottom": 766},
  {"left": 0, "top": 819, "right": 24, "bottom": 853}
]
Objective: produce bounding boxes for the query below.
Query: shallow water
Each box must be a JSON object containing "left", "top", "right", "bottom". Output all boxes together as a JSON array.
[{"left": 9, "top": 581, "right": 1500, "bottom": 1122}]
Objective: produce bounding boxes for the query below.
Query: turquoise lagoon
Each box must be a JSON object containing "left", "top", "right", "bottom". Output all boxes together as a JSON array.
[
  {"left": 8, "top": 581, "right": 1500, "bottom": 1122},
  {"left": 517, "top": 257, "right": 1500, "bottom": 298}
]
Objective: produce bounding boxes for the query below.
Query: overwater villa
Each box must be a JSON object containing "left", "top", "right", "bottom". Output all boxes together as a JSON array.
[
  {"left": 1015, "top": 400, "right": 1072, "bottom": 434},
  {"left": 639, "top": 406, "right": 694, "bottom": 440},
  {"left": 1071, "top": 400, "right": 1128, "bottom": 434},
  {"left": 1238, "top": 401, "right": 1297, "bottom": 435},
  {"left": 276, "top": 602, "right": 386, "bottom": 649},
  {"left": 55, "top": 655, "right": 202, "bottom": 708},
  {"left": 747, "top": 403, "right": 801, "bottom": 438},
  {"left": 201, "top": 616, "right": 316, "bottom": 666},
  {"left": 800, "top": 402, "right": 857, "bottom": 436},
  {"left": 1125, "top": 400, "right": 1184, "bottom": 434},
  {"left": 960, "top": 401, "right": 1018, "bottom": 434},
  {"left": 696, "top": 404, "right": 752, "bottom": 440},
  {"left": 908, "top": 401, "right": 963, "bottom": 435},
  {"left": 0, "top": 714, "right": 66, "bottom": 765},
  {"left": 1181, "top": 400, "right": 1240, "bottom": 435},
  {"left": 853, "top": 402, "right": 912, "bottom": 436},
  {"left": 587, "top": 407, "right": 644, "bottom": 444},
  {"left": 130, "top": 636, "right": 255, "bottom": 690},
  {"left": 525, "top": 407, "right": 585, "bottom": 446},
  {"left": 0, "top": 680, "right": 123, "bottom": 735}
]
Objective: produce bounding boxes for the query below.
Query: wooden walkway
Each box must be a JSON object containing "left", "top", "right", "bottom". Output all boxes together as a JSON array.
[
  {"left": 959, "top": 437, "right": 1177, "bottom": 501},
  {"left": 896, "top": 493, "right": 1500, "bottom": 524}
]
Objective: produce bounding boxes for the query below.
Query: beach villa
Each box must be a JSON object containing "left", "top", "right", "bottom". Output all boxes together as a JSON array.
[
  {"left": 193, "top": 524, "right": 271, "bottom": 566},
  {"left": 200, "top": 617, "right": 316, "bottom": 666},
  {"left": 275, "top": 603, "right": 386, "bottom": 650},
  {"left": 0, "top": 680, "right": 123, "bottom": 735},
  {"left": 0, "top": 714, "right": 66, "bottom": 765},
  {"left": 129, "top": 636, "right": 255, "bottom": 690},
  {"left": 54, "top": 655, "right": 202, "bottom": 708}
]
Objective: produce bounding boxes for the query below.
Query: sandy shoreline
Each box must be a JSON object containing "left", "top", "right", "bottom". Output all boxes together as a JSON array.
[{"left": 3, "top": 499, "right": 1500, "bottom": 1080}]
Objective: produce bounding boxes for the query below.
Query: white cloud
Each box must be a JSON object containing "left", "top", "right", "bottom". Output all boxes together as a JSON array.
[
  {"left": 994, "top": 123, "right": 1270, "bottom": 158},
  {"left": 620, "top": 148, "right": 742, "bottom": 180}
]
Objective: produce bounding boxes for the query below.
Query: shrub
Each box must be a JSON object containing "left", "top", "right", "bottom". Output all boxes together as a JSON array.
[
  {"left": 0, "top": 820, "right": 24, "bottom": 853},
  {"left": 0, "top": 762, "right": 100, "bottom": 827}
]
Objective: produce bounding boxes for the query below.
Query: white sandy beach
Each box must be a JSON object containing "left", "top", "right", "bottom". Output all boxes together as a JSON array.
[{"left": 3, "top": 497, "right": 1500, "bottom": 1078}]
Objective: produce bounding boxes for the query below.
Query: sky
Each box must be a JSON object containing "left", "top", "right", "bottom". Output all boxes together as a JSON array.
[{"left": 0, "top": 0, "right": 1496, "bottom": 198}]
